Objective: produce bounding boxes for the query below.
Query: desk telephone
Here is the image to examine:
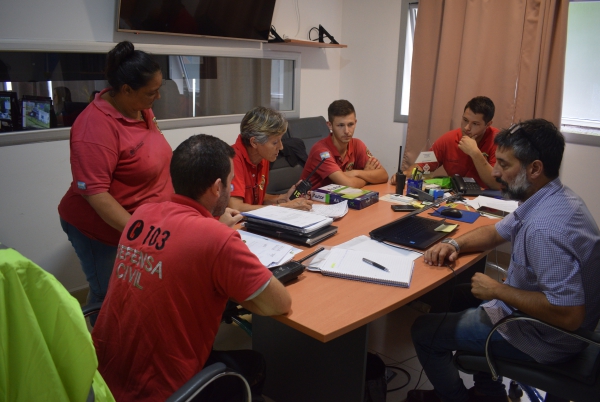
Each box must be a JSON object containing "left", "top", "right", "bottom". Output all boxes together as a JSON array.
[{"left": 451, "top": 174, "right": 483, "bottom": 196}]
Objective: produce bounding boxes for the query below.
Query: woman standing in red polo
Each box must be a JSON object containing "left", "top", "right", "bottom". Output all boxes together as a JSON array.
[{"left": 58, "top": 41, "right": 173, "bottom": 308}]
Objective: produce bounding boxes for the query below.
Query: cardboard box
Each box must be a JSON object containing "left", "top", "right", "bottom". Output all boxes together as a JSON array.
[{"left": 311, "top": 184, "right": 379, "bottom": 210}]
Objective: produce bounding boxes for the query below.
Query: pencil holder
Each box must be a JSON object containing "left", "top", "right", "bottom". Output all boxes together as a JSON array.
[{"left": 406, "top": 179, "right": 424, "bottom": 194}]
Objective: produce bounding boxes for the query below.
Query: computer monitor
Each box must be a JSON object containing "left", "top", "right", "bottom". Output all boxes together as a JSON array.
[
  {"left": 21, "top": 95, "right": 53, "bottom": 130},
  {"left": 0, "top": 91, "right": 20, "bottom": 131}
]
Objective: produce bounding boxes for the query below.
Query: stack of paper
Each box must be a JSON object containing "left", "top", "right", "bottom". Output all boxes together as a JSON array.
[
  {"left": 311, "top": 200, "right": 349, "bottom": 219},
  {"left": 238, "top": 230, "right": 302, "bottom": 267},
  {"left": 242, "top": 206, "right": 333, "bottom": 233},
  {"left": 307, "top": 235, "right": 422, "bottom": 271}
]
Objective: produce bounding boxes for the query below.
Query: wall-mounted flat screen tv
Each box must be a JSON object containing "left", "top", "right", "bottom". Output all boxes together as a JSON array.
[{"left": 117, "top": 0, "right": 276, "bottom": 42}]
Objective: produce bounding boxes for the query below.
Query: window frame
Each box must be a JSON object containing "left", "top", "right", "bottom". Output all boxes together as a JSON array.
[
  {"left": 393, "top": 0, "right": 418, "bottom": 123},
  {"left": 0, "top": 39, "right": 301, "bottom": 147}
]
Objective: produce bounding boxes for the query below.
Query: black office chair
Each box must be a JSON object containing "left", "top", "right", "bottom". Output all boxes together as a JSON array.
[{"left": 453, "top": 311, "right": 600, "bottom": 402}]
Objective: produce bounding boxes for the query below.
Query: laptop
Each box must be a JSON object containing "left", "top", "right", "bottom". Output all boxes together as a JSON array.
[{"left": 369, "top": 214, "right": 451, "bottom": 250}]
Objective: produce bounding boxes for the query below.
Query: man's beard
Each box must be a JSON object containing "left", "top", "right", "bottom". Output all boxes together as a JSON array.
[
  {"left": 496, "top": 167, "right": 532, "bottom": 201},
  {"left": 213, "top": 186, "right": 229, "bottom": 217}
]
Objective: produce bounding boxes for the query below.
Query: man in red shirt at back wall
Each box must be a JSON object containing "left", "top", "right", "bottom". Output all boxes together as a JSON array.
[
  {"left": 392, "top": 96, "right": 501, "bottom": 190},
  {"left": 301, "top": 99, "right": 388, "bottom": 190}
]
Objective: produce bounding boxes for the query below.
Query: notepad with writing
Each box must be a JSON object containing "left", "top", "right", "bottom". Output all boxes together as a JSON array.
[{"left": 315, "top": 248, "right": 414, "bottom": 288}]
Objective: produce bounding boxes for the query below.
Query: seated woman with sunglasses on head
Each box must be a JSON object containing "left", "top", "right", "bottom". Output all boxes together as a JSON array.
[{"left": 229, "top": 106, "right": 313, "bottom": 212}]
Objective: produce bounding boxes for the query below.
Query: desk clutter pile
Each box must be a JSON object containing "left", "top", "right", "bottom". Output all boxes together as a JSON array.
[{"left": 242, "top": 205, "right": 338, "bottom": 247}]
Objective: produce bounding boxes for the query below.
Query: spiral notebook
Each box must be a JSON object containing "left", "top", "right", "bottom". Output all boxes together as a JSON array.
[{"left": 313, "top": 248, "right": 414, "bottom": 288}]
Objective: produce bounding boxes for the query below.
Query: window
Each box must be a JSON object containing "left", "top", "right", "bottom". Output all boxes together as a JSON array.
[
  {"left": 0, "top": 41, "right": 300, "bottom": 146},
  {"left": 561, "top": 1, "right": 600, "bottom": 144},
  {"left": 394, "top": 0, "right": 418, "bottom": 123}
]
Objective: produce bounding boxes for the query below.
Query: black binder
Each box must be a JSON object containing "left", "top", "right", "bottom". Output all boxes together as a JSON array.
[{"left": 244, "top": 221, "right": 338, "bottom": 246}]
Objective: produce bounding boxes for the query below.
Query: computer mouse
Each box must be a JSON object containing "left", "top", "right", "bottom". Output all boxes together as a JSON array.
[{"left": 440, "top": 208, "right": 463, "bottom": 218}]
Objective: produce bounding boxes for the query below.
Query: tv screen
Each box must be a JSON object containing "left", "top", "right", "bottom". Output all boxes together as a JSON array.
[
  {"left": 22, "top": 96, "right": 53, "bottom": 130},
  {"left": 0, "top": 91, "right": 19, "bottom": 131},
  {"left": 117, "top": 0, "right": 276, "bottom": 42}
]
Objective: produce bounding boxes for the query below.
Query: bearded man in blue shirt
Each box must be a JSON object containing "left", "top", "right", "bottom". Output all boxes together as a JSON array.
[{"left": 407, "top": 119, "right": 600, "bottom": 402}]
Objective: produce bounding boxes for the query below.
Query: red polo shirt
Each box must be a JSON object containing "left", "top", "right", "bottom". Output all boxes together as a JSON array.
[
  {"left": 423, "top": 127, "right": 499, "bottom": 188},
  {"left": 231, "top": 134, "right": 270, "bottom": 205},
  {"left": 58, "top": 88, "right": 174, "bottom": 246},
  {"left": 301, "top": 134, "right": 371, "bottom": 190},
  {"left": 93, "top": 194, "right": 272, "bottom": 402}
]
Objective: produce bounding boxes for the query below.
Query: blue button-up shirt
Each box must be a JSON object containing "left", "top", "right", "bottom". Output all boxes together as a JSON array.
[{"left": 483, "top": 178, "right": 600, "bottom": 363}]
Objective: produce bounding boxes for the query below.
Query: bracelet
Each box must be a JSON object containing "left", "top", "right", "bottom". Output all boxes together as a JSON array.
[{"left": 441, "top": 238, "right": 460, "bottom": 253}]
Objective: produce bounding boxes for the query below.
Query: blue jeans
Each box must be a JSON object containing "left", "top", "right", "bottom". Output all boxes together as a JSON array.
[
  {"left": 411, "top": 306, "right": 534, "bottom": 402},
  {"left": 60, "top": 218, "right": 116, "bottom": 306}
]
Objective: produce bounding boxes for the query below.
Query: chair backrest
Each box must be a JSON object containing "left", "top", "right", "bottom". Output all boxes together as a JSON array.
[
  {"left": 0, "top": 245, "right": 114, "bottom": 401},
  {"left": 266, "top": 116, "right": 330, "bottom": 194},
  {"left": 286, "top": 116, "right": 330, "bottom": 152}
]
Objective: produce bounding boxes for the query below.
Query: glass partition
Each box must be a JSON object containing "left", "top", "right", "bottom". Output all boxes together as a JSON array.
[{"left": 0, "top": 50, "right": 295, "bottom": 131}]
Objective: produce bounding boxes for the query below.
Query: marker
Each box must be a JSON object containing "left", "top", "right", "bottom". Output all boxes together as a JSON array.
[{"left": 362, "top": 258, "right": 390, "bottom": 273}]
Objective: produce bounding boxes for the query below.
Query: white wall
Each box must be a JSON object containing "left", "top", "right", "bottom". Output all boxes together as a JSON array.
[
  {"left": 0, "top": 0, "right": 344, "bottom": 291},
  {"left": 339, "top": 0, "right": 407, "bottom": 174}
]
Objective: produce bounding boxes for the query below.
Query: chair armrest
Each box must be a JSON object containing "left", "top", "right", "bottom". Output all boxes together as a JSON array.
[
  {"left": 484, "top": 310, "right": 600, "bottom": 380},
  {"left": 166, "top": 362, "right": 227, "bottom": 402},
  {"left": 82, "top": 302, "right": 103, "bottom": 317}
]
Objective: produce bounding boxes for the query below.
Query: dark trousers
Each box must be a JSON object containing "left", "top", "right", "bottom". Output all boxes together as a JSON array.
[{"left": 200, "top": 349, "right": 266, "bottom": 401}]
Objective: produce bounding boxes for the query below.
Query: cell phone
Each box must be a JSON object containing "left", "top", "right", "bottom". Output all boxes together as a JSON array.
[
  {"left": 477, "top": 206, "right": 509, "bottom": 218},
  {"left": 391, "top": 205, "right": 417, "bottom": 212}
]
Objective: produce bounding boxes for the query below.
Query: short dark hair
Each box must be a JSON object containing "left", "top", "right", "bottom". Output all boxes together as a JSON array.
[
  {"left": 105, "top": 41, "right": 161, "bottom": 94},
  {"left": 464, "top": 96, "right": 495, "bottom": 124},
  {"left": 170, "top": 134, "right": 235, "bottom": 200},
  {"left": 328, "top": 100, "right": 356, "bottom": 122},
  {"left": 494, "top": 119, "right": 564, "bottom": 179}
]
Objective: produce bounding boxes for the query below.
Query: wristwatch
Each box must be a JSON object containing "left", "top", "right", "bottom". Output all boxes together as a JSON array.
[{"left": 441, "top": 238, "right": 460, "bottom": 253}]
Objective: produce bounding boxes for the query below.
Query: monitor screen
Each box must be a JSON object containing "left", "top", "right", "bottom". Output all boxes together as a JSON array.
[
  {"left": 117, "top": 0, "right": 276, "bottom": 42},
  {"left": 0, "top": 91, "right": 19, "bottom": 131},
  {"left": 22, "top": 96, "right": 53, "bottom": 130}
]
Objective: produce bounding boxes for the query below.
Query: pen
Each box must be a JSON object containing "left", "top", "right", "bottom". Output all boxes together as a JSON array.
[{"left": 362, "top": 258, "right": 390, "bottom": 272}]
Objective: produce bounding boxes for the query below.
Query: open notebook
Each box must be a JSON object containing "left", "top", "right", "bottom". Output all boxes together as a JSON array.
[{"left": 313, "top": 248, "right": 414, "bottom": 288}]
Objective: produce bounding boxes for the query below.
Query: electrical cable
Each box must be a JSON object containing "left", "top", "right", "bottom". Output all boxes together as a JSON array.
[
  {"left": 294, "top": 0, "right": 301, "bottom": 37},
  {"left": 385, "top": 364, "right": 412, "bottom": 392},
  {"left": 308, "top": 27, "right": 320, "bottom": 41}
]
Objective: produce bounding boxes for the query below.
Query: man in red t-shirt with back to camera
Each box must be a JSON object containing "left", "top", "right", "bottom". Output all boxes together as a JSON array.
[
  {"left": 92, "top": 134, "right": 291, "bottom": 402},
  {"left": 392, "top": 96, "right": 501, "bottom": 190},
  {"left": 301, "top": 99, "right": 388, "bottom": 190}
]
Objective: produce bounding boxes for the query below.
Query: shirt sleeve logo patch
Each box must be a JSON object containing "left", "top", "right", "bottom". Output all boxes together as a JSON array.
[
  {"left": 366, "top": 149, "right": 374, "bottom": 158},
  {"left": 77, "top": 181, "right": 87, "bottom": 190}
]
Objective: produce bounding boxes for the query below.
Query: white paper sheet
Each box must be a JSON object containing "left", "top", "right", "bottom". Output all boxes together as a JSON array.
[
  {"left": 238, "top": 230, "right": 302, "bottom": 267},
  {"left": 311, "top": 200, "right": 349, "bottom": 219}
]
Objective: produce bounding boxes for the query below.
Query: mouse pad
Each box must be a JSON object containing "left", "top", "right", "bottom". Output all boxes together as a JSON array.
[{"left": 430, "top": 207, "right": 480, "bottom": 223}]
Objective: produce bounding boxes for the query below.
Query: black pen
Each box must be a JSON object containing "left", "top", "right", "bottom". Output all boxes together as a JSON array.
[{"left": 362, "top": 258, "right": 390, "bottom": 272}]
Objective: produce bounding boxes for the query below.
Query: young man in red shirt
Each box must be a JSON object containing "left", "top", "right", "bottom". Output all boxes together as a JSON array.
[
  {"left": 392, "top": 96, "right": 501, "bottom": 189},
  {"left": 301, "top": 100, "right": 388, "bottom": 190},
  {"left": 92, "top": 134, "right": 291, "bottom": 402}
]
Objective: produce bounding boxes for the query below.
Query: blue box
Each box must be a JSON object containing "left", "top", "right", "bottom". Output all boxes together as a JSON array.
[{"left": 406, "top": 179, "right": 424, "bottom": 194}]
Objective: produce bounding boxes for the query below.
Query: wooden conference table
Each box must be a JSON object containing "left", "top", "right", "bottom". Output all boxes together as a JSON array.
[{"left": 248, "top": 183, "right": 495, "bottom": 402}]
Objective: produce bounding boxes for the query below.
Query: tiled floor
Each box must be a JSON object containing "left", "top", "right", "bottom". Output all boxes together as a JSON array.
[{"left": 213, "top": 303, "right": 545, "bottom": 402}]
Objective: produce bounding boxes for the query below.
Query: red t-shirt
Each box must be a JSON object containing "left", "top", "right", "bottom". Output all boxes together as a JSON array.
[
  {"left": 231, "top": 134, "right": 270, "bottom": 205},
  {"left": 301, "top": 135, "right": 371, "bottom": 190},
  {"left": 92, "top": 194, "right": 272, "bottom": 402},
  {"left": 58, "top": 89, "right": 174, "bottom": 246},
  {"left": 423, "top": 127, "right": 499, "bottom": 188}
]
